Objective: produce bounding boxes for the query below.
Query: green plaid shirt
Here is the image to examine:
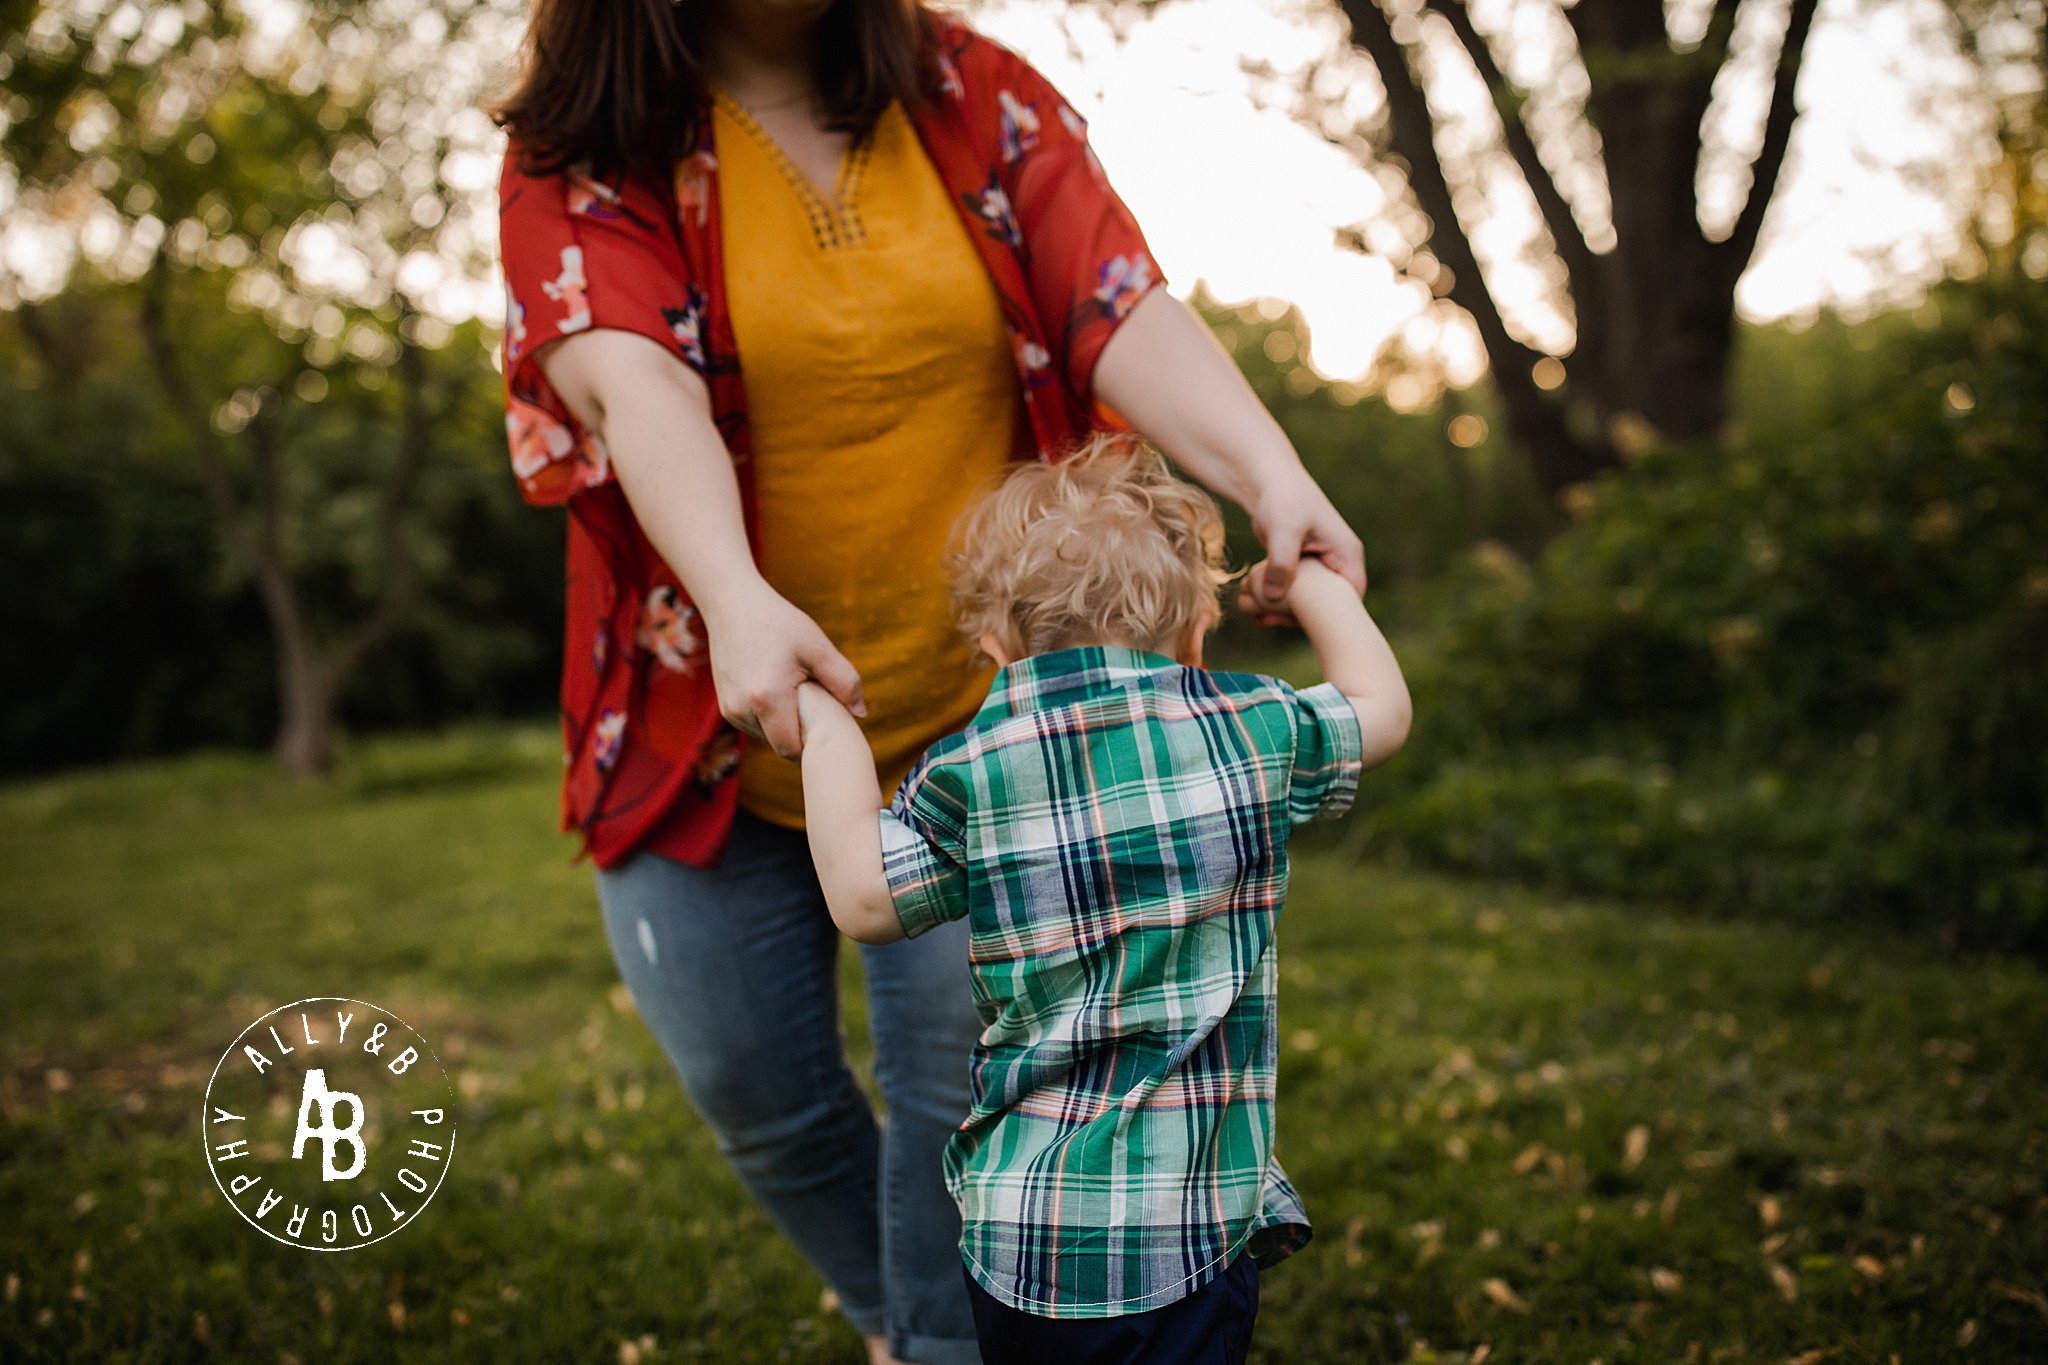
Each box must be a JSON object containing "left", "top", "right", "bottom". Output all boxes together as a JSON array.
[{"left": 876, "top": 644, "right": 1364, "bottom": 1318}]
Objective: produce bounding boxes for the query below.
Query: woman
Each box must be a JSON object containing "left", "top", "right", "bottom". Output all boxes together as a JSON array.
[{"left": 494, "top": 2, "right": 1366, "bottom": 1361}]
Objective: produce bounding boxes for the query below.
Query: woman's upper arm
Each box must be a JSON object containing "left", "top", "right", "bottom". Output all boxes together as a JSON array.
[
  {"left": 536, "top": 328, "right": 711, "bottom": 439},
  {"left": 978, "top": 41, "right": 1167, "bottom": 404}
]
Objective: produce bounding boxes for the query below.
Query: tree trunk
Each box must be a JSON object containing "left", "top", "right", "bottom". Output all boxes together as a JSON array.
[
  {"left": 273, "top": 631, "right": 339, "bottom": 779},
  {"left": 137, "top": 261, "right": 433, "bottom": 779},
  {"left": 1340, "top": 0, "right": 1819, "bottom": 485}
]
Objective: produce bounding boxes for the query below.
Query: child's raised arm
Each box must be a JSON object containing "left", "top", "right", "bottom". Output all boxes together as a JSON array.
[
  {"left": 1277, "top": 557, "right": 1412, "bottom": 770},
  {"left": 794, "top": 683, "right": 906, "bottom": 945}
]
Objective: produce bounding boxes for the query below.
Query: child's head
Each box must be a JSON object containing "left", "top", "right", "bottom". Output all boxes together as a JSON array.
[{"left": 947, "top": 432, "right": 1233, "bottom": 665}]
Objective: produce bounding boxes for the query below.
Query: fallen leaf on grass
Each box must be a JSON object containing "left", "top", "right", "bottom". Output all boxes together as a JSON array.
[
  {"left": 1768, "top": 1262, "right": 1800, "bottom": 1302},
  {"left": 1787, "top": 1350, "right": 1835, "bottom": 1364},
  {"left": 1852, "top": 1255, "right": 1886, "bottom": 1280},
  {"left": 1623, "top": 1124, "right": 1650, "bottom": 1170},
  {"left": 1470, "top": 1345, "right": 1492, "bottom": 1364},
  {"left": 1482, "top": 1278, "right": 1528, "bottom": 1312},
  {"left": 1512, "top": 1144, "right": 1544, "bottom": 1174},
  {"left": 1957, "top": 1320, "right": 1978, "bottom": 1348},
  {"left": 1994, "top": 1281, "right": 2048, "bottom": 1321},
  {"left": 1760, "top": 1195, "right": 1782, "bottom": 1228},
  {"left": 1650, "top": 1267, "right": 1684, "bottom": 1294}
]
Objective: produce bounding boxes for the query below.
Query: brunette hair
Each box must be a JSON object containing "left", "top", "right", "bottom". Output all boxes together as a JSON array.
[
  {"left": 947, "top": 432, "right": 1236, "bottom": 659},
  {"left": 491, "top": 0, "right": 935, "bottom": 183}
]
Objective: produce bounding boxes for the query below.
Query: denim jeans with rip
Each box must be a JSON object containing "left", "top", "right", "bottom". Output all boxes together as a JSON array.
[{"left": 594, "top": 809, "right": 985, "bottom": 1365}]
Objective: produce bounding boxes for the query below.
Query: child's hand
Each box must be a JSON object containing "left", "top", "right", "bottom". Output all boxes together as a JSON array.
[
  {"left": 1280, "top": 554, "right": 1356, "bottom": 609},
  {"left": 795, "top": 680, "right": 857, "bottom": 756},
  {"left": 1237, "top": 559, "right": 1291, "bottom": 625},
  {"left": 1240, "top": 554, "right": 1351, "bottom": 623}
]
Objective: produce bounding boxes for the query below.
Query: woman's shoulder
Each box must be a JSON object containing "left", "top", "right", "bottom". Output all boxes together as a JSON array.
[
  {"left": 923, "top": 5, "right": 1058, "bottom": 98},
  {"left": 498, "top": 138, "right": 680, "bottom": 242}
]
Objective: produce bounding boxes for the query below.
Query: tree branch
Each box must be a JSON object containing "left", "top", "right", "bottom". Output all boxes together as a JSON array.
[
  {"left": 1342, "top": 0, "right": 1615, "bottom": 486},
  {"left": 1720, "top": 0, "right": 1819, "bottom": 276},
  {"left": 1422, "top": 0, "right": 1599, "bottom": 296},
  {"left": 138, "top": 252, "right": 310, "bottom": 656},
  {"left": 329, "top": 319, "right": 430, "bottom": 684},
  {"left": 138, "top": 255, "right": 249, "bottom": 560}
]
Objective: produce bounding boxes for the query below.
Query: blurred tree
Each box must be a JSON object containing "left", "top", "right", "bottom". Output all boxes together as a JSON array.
[
  {"left": 1329, "top": 0, "right": 1819, "bottom": 491},
  {"left": 1, "top": 0, "right": 512, "bottom": 775},
  {"left": 1949, "top": 0, "right": 2048, "bottom": 276}
]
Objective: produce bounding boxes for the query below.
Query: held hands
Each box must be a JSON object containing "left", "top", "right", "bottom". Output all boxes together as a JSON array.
[
  {"left": 793, "top": 679, "right": 859, "bottom": 753},
  {"left": 1240, "top": 474, "right": 1367, "bottom": 628},
  {"left": 704, "top": 584, "right": 866, "bottom": 760},
  {"left": 1243, "top": 551, "right": 1357, "bottom": 619}
]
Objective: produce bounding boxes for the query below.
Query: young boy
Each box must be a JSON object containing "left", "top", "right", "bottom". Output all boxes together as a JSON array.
[{"left": 794, "top": 434, "right": 1410, "bottom": 1363}]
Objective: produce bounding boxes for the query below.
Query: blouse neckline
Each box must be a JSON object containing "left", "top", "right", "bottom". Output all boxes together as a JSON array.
[{"left": 708, "top": 81, "right": 880, "bottom": 250}]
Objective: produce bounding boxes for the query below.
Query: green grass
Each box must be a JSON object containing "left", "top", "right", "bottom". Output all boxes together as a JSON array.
[{"left": 3, "top": 727, "right": 2044, "bottom": 1362}]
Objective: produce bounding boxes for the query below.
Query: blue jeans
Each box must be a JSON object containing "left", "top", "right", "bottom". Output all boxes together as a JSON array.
[{"left": 595, "top": 808, "right": 985, "bottom": 1365}]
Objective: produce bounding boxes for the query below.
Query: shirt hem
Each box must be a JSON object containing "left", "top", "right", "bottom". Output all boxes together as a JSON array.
[{"left": 958, "top": 1218, "right": 1299, "bottom": 1320}]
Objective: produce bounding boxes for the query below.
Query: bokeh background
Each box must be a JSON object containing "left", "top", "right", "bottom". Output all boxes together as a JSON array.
[{"left": 3, "top": 0, "right": 2044, "bottom": 1360}]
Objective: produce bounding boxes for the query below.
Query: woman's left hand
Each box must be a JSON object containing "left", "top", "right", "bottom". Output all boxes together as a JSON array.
[
  {"left": 1239, "top": 472, "right": 1367, "bottom": 627},
  {"left": 1091, "top": 291, "right": 1366, "bottom": 628}
]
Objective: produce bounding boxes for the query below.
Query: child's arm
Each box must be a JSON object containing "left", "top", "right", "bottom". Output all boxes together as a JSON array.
[
  {"left": 1280, "top": 556, "right": 1413, "bottom": 769},
  {"left": 794, "top": 683, "right": 906, "bottom": 945}
]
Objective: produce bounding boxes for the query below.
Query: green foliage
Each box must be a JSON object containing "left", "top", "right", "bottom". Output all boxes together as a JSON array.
[
  {"left": 2, "top": 730, "right": 2043, "bottom": 1361},
  {"left": 1192, "top": 291, "right": 1558, "bottom": 614},
  {"left": 1351, "top": 275, "right": 2048, "bottom": 947},
  {"left": 0, "top": 285, "right": 562, "bottom": 773}
]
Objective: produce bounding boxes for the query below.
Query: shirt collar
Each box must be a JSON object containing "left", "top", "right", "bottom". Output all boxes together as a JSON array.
[{"left": 973, "top": 644, "right": 1183, "bottom": 726}]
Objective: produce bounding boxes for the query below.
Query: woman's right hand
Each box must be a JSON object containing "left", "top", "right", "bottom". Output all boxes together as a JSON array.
[
  {"left": 538, "top": 330, "right": 865, "bottom": 760},
  {"left": 701, "top": 581, "right": 867, "bottom": 760}
]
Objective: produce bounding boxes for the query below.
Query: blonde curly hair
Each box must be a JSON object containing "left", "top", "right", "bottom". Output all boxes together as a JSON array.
[{"left": 947, "top": 431, "right": 1236, "bottom": 659}]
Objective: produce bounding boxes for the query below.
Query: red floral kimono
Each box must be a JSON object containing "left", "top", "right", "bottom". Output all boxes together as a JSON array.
[{"left": 497, "top": 8, "right": 1165, "bottom": 869}]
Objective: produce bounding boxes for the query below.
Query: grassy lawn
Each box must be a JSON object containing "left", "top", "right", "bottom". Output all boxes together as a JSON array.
[{"left": 2, "top": 726, "right": 2043, "bottom": 1362}]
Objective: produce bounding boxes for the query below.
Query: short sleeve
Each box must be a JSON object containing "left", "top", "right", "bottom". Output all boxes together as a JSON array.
[
  {"left": 877, "top": 755, "right": 972, "bottom": 939},
  {"left": 497, "top": 149, "right": 706, "bottom": 506},
  {"left": 982, "top": 45, "right": 1167, "bottom": 402},
  {"left": 1279, "top": 680, "right": 1365, "bottom": 827}
]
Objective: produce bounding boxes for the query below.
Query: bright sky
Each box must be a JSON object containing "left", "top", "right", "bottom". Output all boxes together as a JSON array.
[
  {"left": 2, "top": 0, "right": 2008, "bottom": 391},
  {"left": 965, "top": 0, "right": 2000, "bottom": 384}
]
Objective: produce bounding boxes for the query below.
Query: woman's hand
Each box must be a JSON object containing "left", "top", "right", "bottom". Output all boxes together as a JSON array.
[
  {"left": 1239, "top": 472, "right": 1368, "bottom": 627},
  {"left": 537, "top": 330, "right": 866, "bottom": 757},
  {"left": 1090, "top": 290, "right": 1367, "bottom": 628},
  {"left": 703, "top": 582, "right": 867, "bottom": 761}
]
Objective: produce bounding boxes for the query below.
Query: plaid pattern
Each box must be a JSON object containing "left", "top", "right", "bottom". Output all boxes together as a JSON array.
[{"left": 877, "top": 645, "right": 1364, "bottom": 1317}]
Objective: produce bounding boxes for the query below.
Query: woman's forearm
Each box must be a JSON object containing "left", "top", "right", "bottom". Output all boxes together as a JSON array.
[
  {"left": 1091, "top": 288, "right": 1308, "bottom": 509},
  {"left": 1091, "top": 288, "right": 1368, "bottom": 601},
  {"left": 537, "top": 330, "right": 770, "bottom": 635}
]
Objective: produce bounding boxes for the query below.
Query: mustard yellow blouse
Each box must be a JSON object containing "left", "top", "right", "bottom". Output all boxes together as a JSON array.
[{"left": 710, "top": 86, "right": 1020, "bottom": 829}]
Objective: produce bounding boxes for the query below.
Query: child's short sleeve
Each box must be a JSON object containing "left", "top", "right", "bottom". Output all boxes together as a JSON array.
[
  {"left": 1278, "top": 680, "right": 1366, "bottom": 827},
  {"left": 876, "top": 754, "right": 972, "bottom": 939}
]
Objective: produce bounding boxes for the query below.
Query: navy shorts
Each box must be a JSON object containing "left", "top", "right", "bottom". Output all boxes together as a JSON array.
[{"left": 962, "top": 1252, "right": 1261, "bottom": 1364}]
